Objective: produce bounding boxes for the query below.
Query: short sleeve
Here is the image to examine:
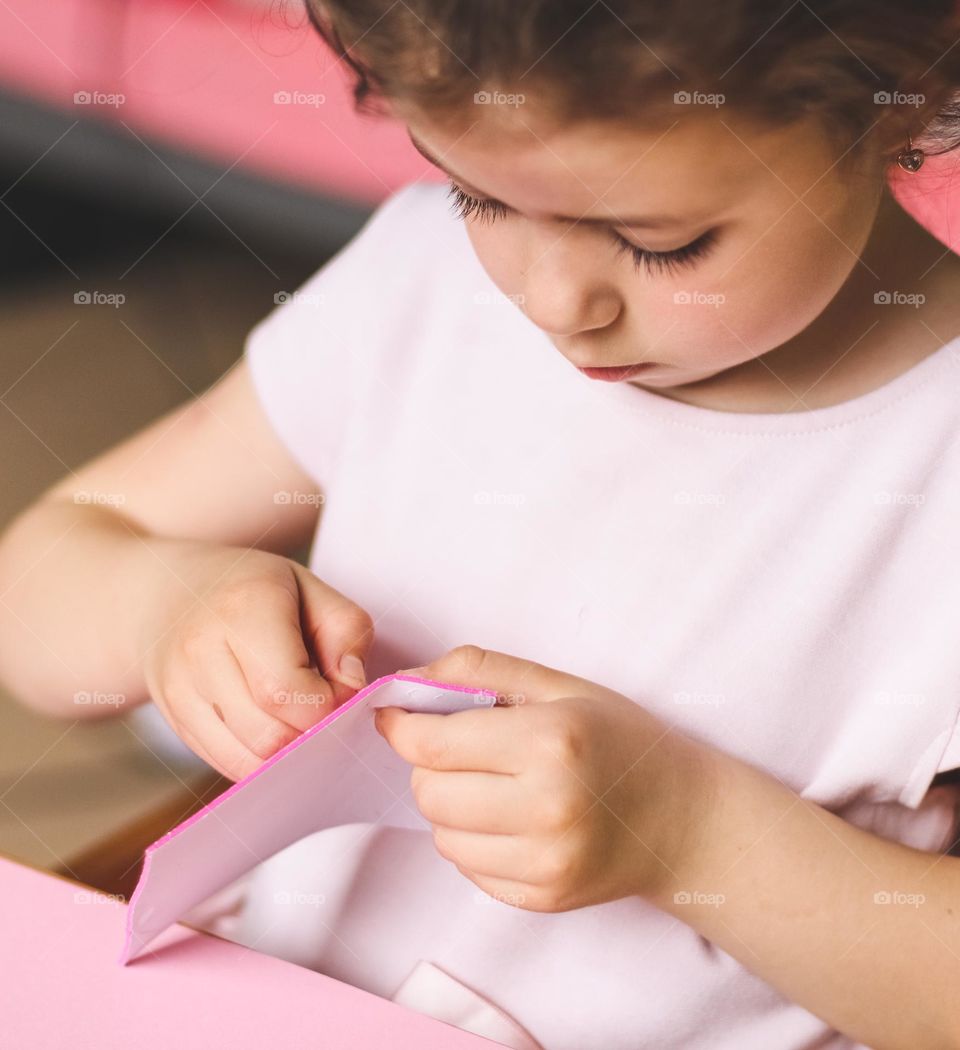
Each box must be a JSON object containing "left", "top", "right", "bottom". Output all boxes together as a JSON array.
[
  {"left": 901, "top": 694, "right": 960, "bottom": 806},
  {"left": 243, "top": 182, "right": 432, "bottom": 489},
  {"left": 935, "top": 707, "right": 960, "bottom": 774}
]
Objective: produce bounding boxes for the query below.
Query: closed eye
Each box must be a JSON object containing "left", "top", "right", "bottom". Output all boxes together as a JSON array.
[
  {"left": 611, "top": 227, "right": 718, "bottom": 276},
  {"left": 445, "top": 182, "right": 717, "bottom": 277},
  {"left": 446, "top": 182, "right": 510, "bottom": 224}
]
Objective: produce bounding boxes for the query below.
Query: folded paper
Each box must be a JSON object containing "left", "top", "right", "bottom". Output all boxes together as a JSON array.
[{"left": 121, "top": 674, "right": 497, "bottom": 964}]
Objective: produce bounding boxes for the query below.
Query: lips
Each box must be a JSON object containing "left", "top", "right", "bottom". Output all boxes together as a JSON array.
[{"left": 576, "top": 362, "right": 660, "bottom": 382}]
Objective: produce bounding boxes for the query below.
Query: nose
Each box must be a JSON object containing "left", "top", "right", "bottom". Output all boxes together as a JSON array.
[{"left": 517, "top": 225, "right": 622, "bottom": 338}]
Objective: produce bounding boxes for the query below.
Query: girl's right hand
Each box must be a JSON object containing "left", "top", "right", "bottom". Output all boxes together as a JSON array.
[{"left": 140, "top": 544, "right": 375, "bottom": 781}]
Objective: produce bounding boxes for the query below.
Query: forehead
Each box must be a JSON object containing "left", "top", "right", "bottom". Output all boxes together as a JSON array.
[{"left": 402, "top": 107, "right": 799, "bottom": 226}]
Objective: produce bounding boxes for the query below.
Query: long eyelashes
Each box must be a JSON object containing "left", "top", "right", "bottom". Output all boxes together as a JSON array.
[
  {"left": 611, "top": 227, "right": 717, "bottom": 276},
  {"left": 446, "top": 183, "right": 510, "bottom": 224},
  {"left": 445, "top": 181, "right": 717, "bottom": 276}
]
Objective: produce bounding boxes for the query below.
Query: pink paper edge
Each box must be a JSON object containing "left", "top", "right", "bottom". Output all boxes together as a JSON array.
[{"left": 120, "top": 673, "right": 496, "bottom": 964}]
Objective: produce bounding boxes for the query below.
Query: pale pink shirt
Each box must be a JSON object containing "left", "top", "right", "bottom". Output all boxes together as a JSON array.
[{"left": 226, "top": 182, "right": 960, "bottom": 1049}]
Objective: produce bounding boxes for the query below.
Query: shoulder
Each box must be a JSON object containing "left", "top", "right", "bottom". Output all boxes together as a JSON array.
[
  {"left": 243, "top": 181, "right": 476, "bottom": 398},
  {"left": 279, "top": 182, "right": 467, "bottom": 320},
  {"left": 247, "top": 183, "right": 453, "bottom": 334},
  {"left": 370, "top": 180, "right": 453, "bottom": 228},
  {"left": 349, "top": 181, "right": 461, "bottom": 260}
]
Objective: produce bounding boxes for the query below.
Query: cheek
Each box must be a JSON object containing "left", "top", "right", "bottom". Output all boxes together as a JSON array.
[
  {"left": 640, "top": 219, "right": 863, "bottom": 369},
  {"left": 463, "top": 199, "right": 871, "bottom": 376},
  {"left": 464, "top": 223, "right": 525, "bottom": 293}
]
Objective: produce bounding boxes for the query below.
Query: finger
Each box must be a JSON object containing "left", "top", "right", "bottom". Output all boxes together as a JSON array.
[
  {"left": 175, "top": 723, "right": 236, "bottom": 781},
  {"left": 469, "top": 873, "right": 544, "bottom": 912},
  {"left": 431, "top": 825, "right": 533, "bottom": 882},
  {"left": 221, "top": 581, "right": 341, "bottom": 732},
  {"left": 195, "top": 642, "right": 300, "bottom": 760},
  {"left": 227, "top": 630, "right": 338, "bottom": 735},
  {"left": 175, "top": 701, "right": 264, "bottom": 781},
  {"left": 270, "top": 663, "right": 349, "bottom": 730},
  {"left": 295, "top": 567, "right": 375, "bottom": 691},
  {"left": 406, "top": 644, "right": 587, "bottom": 705},
  {"left": 376, "top": 705, "right": 521, "bottom": 773},
  {"left": 434, "top": 828, "right": 572, "bottom": 896},
  {"left": 411, "top": 768, "right": 522, "bottom": 833}
]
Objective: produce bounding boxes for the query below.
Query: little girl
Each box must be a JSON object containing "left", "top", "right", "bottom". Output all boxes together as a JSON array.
[{"left": 2, "top": 1, "right": 960, "bottom": 1047}]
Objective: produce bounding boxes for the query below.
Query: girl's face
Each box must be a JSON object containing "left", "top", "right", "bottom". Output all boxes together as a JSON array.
[{"left": 400, "top": 104, "right": 886, "bottom": 389}]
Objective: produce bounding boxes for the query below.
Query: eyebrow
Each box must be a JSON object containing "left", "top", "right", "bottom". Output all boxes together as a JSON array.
[{"left": 407, "top": 131, "right": 692, "bottom": 231}]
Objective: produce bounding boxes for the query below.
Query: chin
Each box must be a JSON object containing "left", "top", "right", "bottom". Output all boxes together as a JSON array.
[
  {"left": 643, "top": 354, "right": 759, "bottom": 387},
  {"left": 628, "top": 366, "right": 714, "bottom": 389}
]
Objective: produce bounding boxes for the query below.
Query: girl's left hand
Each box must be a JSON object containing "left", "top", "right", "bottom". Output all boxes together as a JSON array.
[{"left": 375, "top": 645, "right": 718, "bottom": 913}]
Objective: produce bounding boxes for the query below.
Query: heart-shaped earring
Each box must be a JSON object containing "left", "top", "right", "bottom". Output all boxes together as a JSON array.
[{"left": 897, "top": 134, "right": 925, "bottom": 173}]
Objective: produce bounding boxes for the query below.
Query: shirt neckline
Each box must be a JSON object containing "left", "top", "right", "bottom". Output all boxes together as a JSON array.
[{"left": 595, "top": 333, "right": 960, "bottom": 435}]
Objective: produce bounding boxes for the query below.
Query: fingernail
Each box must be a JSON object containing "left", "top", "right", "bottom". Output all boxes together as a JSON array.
[
  {"left": 397, "top": 665, "right": 426, "bottom": 677},
  {"left": 338, "top": 654, "right": 367, "bottom": 689}
]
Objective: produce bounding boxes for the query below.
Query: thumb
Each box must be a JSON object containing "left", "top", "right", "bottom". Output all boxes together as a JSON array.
[
  {"left": 294, "top": 567, "right": 375, "bottom": 693},
  {"left": 399, "top": 644, "right": 582, "bottom": 705}
]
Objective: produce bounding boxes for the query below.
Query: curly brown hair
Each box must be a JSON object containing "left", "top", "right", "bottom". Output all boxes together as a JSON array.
[{"left": 302, "top": 0, "right": 960, "bottom": 165}]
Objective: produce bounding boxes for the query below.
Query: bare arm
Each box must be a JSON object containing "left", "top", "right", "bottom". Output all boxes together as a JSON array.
[
  {"left": 0, "top": 358, "right": 323, "bottom": 719},
  {"left": 647, "top": 743, "right": 960, "bottom": 1050}
]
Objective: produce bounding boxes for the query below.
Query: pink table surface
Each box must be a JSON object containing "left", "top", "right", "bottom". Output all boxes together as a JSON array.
[{"left": 0, "top": 854, "right": 503, "bottom": 1049}]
